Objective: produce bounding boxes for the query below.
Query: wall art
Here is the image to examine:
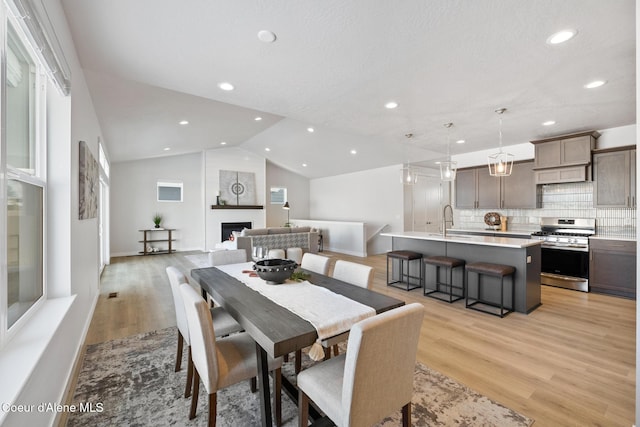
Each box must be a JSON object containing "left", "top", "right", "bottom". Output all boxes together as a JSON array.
[
  {"left": 79, "top": 140, "right": 98, "bottom": 219},
  {"left": 219, "top": 170, "right": 256, "bottom": 205}
]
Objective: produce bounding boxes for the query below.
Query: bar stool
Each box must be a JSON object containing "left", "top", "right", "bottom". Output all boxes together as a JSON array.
[
  {"left": 465, "top": 262, "right": 515, "bottom": 318},
  {"left": 423, "top": 256, "right": 465, "bottom": 303},
  {"left": 386, "top": 250, "right": 423, "bottom": 291}
]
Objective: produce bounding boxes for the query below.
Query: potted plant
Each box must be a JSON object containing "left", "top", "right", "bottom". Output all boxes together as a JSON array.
[{"left": 153, "top": 213, "right": 162, "bottom": 229}]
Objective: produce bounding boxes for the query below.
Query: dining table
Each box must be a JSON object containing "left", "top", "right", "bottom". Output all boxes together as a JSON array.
[{"left": 190, "top": 263, "right": 405, "bottom": 427}]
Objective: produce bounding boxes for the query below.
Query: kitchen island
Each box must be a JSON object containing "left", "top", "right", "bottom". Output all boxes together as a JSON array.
[{"left": 381, "top": 231, "right": 542, "bottom": 314}]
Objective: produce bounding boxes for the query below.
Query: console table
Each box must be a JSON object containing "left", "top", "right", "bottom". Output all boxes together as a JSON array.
[{"left": 138, "top": 229, "right": 176, "bottom": 255}]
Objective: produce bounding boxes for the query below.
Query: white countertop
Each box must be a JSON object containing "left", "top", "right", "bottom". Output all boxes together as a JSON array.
[
  {"left": 447, "top": 228, "right": 538, "bottom": 237},
  {"left": 381, "top": 231, "right": 542, "bottom": 249},
  {"left": 590, "top": 235, "right": 637, "bottom": 242}
]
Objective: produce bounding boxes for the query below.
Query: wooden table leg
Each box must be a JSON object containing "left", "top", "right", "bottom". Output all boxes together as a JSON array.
[{"left": 256, "top": 343, "right": 273, "bottom": 427}]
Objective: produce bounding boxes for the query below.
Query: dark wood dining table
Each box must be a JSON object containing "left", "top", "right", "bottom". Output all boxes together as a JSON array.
[{"left": 191, "top": 265, "right": 405, "bottom": 427}]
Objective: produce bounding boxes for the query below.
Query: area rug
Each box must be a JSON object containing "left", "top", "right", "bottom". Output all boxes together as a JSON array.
[{"left": 66, "top": 328, "right": 533, "bottom": 426}]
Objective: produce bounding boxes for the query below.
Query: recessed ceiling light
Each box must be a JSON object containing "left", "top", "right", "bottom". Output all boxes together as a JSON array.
[
  {"left": 218, "top": 82, "right": 234, "bottom": 91},
  {"left": 350, "top": 149, "right": 357, "bottom": 155},
  {"left": 434, "top": 161, "right": 442, "bottom": 165},
  {"left": 547, "top": 29, "right": 577, "bottom": 45},
  {"left": 385, "top": 101, "right": 399, "bottom": 109},
  {"left": 179, "top": 120, "right": 189, "bottom": 125},
  {"left": 265, "top": 147, "right": 271, "bottom": 152},
  {"left": 302, "top": 163, "right": 308, "bottom": 167},
  {"left": 584, "top": 80, "right": 607, "bottom": 89},
  {"left": 456, "top": 139, "right": 465, "bottom": 144},
  {"left": 307, "top": 127, "right": 314, "bottom": 133},
  {"left": 254, "top": 116, "right": 262, "bottom": 121},
  {"left": 257, "top": 30, "right": 277, "bottom": 43},
  {"left": 542, "top": 120, "right": 556, "bottom": 126},
  {"left": 163, "top": 147, "right": 171, "bottom": 151},
  {"left": 220, "top": 141, "right": 227, "bottom": 145}
]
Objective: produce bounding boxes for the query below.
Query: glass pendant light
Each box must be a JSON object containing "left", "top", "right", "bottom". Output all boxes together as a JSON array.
[
  {"left": 401, "top": 163, "right": 417, "bottom": 185},
  {"left": 487, "top": 108, "right": 514, "bottom": 177},
  {"left": 440, "top": 122, "right": 457, "bottom": 181}
]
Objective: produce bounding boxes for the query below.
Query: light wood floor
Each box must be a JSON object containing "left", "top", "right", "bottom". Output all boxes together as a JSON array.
[{"left": 81, "top": 250, "right": 636, "bottom": 427}]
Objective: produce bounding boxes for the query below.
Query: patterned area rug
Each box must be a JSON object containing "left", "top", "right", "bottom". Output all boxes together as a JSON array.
[{"left": 67, "top": 328, "right": 533, "bottom": 426}]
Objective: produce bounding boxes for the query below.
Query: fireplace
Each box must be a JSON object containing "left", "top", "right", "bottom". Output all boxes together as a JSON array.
[{"left": 221, "top": 222, "right": 251, "bottom": 242}]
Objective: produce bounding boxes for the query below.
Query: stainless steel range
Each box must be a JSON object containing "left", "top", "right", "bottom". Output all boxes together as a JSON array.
[{"left": 531, "top": 218, "right": 596, "bottom": 292}]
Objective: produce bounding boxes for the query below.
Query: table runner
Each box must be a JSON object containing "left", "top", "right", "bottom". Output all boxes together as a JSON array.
[{"left": 216, "top": 262, "right": 375, "bottom": 360}]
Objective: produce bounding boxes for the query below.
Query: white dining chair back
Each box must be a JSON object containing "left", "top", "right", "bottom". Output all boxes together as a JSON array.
[
  {"left": 297, "top": 303, "right": 424, "bottom": 427},
  {"left": 301, "top": 253, "right": 330, "bottom": 275},
  {"left": 166, "top": 266, "right": 191, "bottom": 346},
  {"left": 332, "top": 260, "right": 374, "bottom": 289},
  {"left": 180, "top": 283, "right": 283, "bottom": 425},
  {"left": 208, "top": 249, "right": 247, "bottom": 266},
  {"left": 180, "top": 283, "right": 220, "bottom": 392}
]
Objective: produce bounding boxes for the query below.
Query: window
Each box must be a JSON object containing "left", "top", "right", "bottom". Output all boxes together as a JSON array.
[
  {"left": 270, "top": 187, "right": 287, "bottom": 205},
  {"left": 157, "top": 181, "right": 183, "bottom": 202},
  {"left": 3, "top": 15, "right": 47, "bottom": 333}
]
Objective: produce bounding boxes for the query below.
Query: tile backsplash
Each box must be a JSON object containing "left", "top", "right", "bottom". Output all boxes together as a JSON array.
[{"left": 455, "top": 182, "right": 636, "bottom": 237}]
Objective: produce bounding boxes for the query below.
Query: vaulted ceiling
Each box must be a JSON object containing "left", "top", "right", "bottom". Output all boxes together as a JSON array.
[{"left": 61, "top": 0, "right": 635, "bottom": 179}]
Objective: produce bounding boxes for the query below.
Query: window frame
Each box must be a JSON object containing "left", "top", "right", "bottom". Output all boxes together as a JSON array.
[{"left": 0, "top": 9, "right": 48, "bottom": 346}]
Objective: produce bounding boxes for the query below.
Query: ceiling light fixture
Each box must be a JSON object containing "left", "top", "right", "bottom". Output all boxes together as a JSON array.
[
  {"left": 440, "top": 123, "right": 457, "bottom": 181},
  {"left": 257, "top": 30, "right": 277, "bottom": 43},
  {"left": 385, "top": 101, "right": 398, "bottom": 109},
  {"left": 220, "top": 141, "right": 227, "bottom": 145},
  {"left": 179, "top": 120, "right": 189, "bottom": 125},
  {"left": 265, "top": 148, "right": 271, "bottom": 152},
  {"left": 163, "top": 147, "right": 171, "bottom": 151},
  {"left": 401, "top": 164, "right": 417, "bottom": 185},
  {"left": 218, "top": 82, "right": 234, "bottom": 91},
  {"left": 350, "top": 149, "right": 357, "bottom": 155},
  {"left": 302, "top": 163, "right": 307, "bottom": 167},
  {"left": 307, "top": 127, "right": 314, "bottom": 133},
  {"left": 584, "top": 80, "right": 606, "bottom": 89},
  {"left": 487, "top": 108, "right": 514, "bottom": 177},
  {"left": 542, "top": 120, "right": 556, "bottom": 126},
  {"left": 456, "top": 139, "right": 465, "bottom": 144},
  {"left": 547, "top": 29, "right": 577, "bottom": 45},
  {"left": 254, "top": 116, "right": 262, "bottom": 121}
]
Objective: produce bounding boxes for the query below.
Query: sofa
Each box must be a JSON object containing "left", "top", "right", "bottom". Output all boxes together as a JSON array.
[{"left": 234, "top": 226, "right": 319, "bottom": 260}]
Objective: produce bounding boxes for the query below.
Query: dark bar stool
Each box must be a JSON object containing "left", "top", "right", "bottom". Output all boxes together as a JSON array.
[
  {"left": 465, "top": 262, "right": 515, "bottom": 318},
  {"left": 423, "top": 256, "right": 465, "bottom": 303},
  {"left": 386, "top": 250, "right": 423, "bottom": 291}
]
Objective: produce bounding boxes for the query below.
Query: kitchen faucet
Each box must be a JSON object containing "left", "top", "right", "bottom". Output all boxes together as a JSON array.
[{"left": 442, "top": 204, "right": 454, "bottom": 237}]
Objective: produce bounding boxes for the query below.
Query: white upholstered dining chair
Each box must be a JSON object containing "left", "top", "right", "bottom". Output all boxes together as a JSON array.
[
  {"left": 166, "top": 266, "right": 243, "bottom": 398},
  {"left": 327, "top": 260, "right": 375, "bottom": 357},
  {"left": 297, "top": 303, "right": 424, "bottom": 427},
  {"left": 300, "top": 252, "right": 330, "bottom": 275},
  {"left": 180, "top": 283, "right": 283, "bottom": 427},
  {"left": 332, "top": 260, "right": 374, "bottom": 289}
]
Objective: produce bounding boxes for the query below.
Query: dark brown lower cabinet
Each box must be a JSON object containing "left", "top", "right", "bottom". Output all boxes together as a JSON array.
[{"left": 589, "top": 239, "right": 636, "bottom": 299}]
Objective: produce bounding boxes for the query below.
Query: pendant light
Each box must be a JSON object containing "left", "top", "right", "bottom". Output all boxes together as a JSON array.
[
  {"left": 401, "top": 163, "right": 418, "bottom": 185},
  {"left": 440, "top": 122, "right": 457, "bottom": 181},
  {"left": 487, "top": 108, "right": 514, "bottom": 177},
  {"left": 400, "top": 133, "right": 417, "bottom": 185}
]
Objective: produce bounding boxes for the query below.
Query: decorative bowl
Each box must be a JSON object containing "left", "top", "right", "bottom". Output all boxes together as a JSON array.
[{"left": 253, "top": 259, "right": 298, "bottom": 284}]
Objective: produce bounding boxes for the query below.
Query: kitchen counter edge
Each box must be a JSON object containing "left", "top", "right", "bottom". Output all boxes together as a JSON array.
[{"left": 381, "top": 231, "right": 542, "bottom": 248}]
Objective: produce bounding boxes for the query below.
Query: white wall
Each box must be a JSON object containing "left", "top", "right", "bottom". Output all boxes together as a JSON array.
[
  {"left": 310, "top": 165, "right": 404, "bottom": 255},
  {"left": 110, "top": 153, "right": 204, "bottom": 256},
  {"left": 2, "top": 0, "right": 104, "bottom": 425},
  {"left": 205, "top": 147, "right": 266, "bottom": 249},
  {"left": 266, "top": 161, "right": 310, "bottom": 227}
]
